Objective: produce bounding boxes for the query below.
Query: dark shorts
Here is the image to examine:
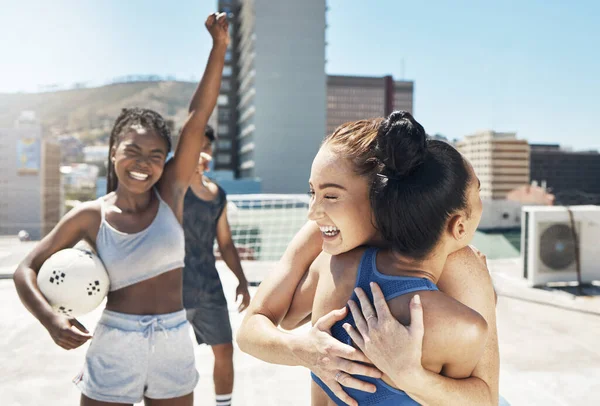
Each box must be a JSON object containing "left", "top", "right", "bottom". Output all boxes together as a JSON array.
[{"left": 185, "top": 301, "right": 233, "bottom": 346}]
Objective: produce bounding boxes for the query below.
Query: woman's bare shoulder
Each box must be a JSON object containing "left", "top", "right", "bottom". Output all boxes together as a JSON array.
[
  {"left": 64, "top": 199, "right": 103, "bottom": 243},
  {"left": 328, "top": 246, "right": 367, "bottom": 277},
  {"left": 438, "top": 246, "right": 495, "bottom": 305},
  {"left": 388, "top": 289, "right": 488, "bottom": 375},
  {"left": 389, "top": 289, "right": 487, "bottom": 341}
]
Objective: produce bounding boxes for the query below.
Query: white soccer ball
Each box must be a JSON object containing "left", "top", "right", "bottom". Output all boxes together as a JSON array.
[{"left": 37, "top": 248, "right": 110, "bottom": 317}]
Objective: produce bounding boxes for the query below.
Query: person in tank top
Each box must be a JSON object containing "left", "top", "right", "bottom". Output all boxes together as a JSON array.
[
  {"left": 303, "top": 112, "right": 486, "bottom": 405},
  {"left": 238, "top": 113, "right": 504, "bottom": 406},
  {"left": 13, "top": 13, "right": 229, "bottom": 406},
  {"left": 182, "top": 125, "right": 250, "bottom": 406}
]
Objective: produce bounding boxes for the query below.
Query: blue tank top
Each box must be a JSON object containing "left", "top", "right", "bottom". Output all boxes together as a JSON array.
[
  {"left": 96, "top": 188, "right": 185, "bottom": 291},
  {"left": 312, "top": 247, "right": 438, "bottom": 405},
  {"left": 182, "top": 185, "right": 227, "bottom": 308}
]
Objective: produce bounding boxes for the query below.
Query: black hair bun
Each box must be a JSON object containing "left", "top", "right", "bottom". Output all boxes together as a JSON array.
[{"left": 376, "top": 110, "right": 427, "bottom": 177}]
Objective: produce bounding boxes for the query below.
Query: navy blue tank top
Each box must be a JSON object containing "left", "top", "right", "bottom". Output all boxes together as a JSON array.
[
  {"left": 181, "top": 184, "right": 227, "bottom": 308},
  {"left": 312, "top": 247, "right": 438, "bottom": 405}
]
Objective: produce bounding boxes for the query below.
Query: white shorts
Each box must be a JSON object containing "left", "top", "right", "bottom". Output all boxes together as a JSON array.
[{"left": 74, "top": 309, "right": 199, "bottom": 403}]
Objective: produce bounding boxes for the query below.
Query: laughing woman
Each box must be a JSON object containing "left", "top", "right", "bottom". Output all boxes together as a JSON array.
[
  {"left": 14, "top": 12, "right": 229, "bottom": 406},
  {"left": 238, "top": 114, "right": 500, "bottom": 406}
]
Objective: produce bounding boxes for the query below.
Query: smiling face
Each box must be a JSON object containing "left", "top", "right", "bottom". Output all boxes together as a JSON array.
[
  {"left": 308, "top": 145, "right": 378, "bottom": 256},
  {"left": 110, "top": 126, "right": 168, "bottom": 194}
]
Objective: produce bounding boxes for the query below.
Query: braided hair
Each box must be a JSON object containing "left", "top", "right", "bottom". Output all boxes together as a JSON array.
[{"left": 106, "top": 108, "right": 172, "bottom": 193}]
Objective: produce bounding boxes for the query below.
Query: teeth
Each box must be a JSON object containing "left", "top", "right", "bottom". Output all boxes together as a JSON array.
[
  {"left": 319, "top": 226, "right": 339, "bottom": 236},
  {"left": 129, "top": 171, "right": 149, "bottom": 181}
]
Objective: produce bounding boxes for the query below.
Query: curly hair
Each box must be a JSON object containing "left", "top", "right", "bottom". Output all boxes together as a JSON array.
[{"left": 106, "top": 108, "right": 172, "bottom": 193}]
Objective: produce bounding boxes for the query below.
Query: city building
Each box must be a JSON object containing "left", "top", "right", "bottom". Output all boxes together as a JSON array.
[
  {"left": 61, "top": 164, "right": 99, "bottom": 190},
  {"left": 0, "top": 112, "right": 62, "bottom": 239},
  {"left": 213, "top": 2, "right": 417, "bottom": 193},
  {"left": 530, "top": 144, "right": 600, "bottom": 204},
  {"left": 83, "top": 145, "right": 109, "bottom": 164},
  {"left": 56, "top": 134, "right": 84, "bottom": 163},
  {"left": 456, "top": 131, "right": 530, "bottom": 200},
  {"left": 217, "top": 0, "right": 327, "bottom": 193},
  {"left": 326, "top": 75, "right": 413, "bottom": 136}
]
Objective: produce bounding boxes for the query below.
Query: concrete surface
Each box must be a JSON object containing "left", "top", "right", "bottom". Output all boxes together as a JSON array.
[{"left": 1, "top": 238, "right": 599, "bottom": 405}]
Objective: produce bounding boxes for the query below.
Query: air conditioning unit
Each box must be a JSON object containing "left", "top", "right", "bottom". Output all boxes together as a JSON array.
[{"left": 521, "top": 205, "right": 600, "bottom": 286}]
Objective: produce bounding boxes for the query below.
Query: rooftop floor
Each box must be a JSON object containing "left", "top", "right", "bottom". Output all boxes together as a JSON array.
[{"left": 1, "top": 238, "right": 598, "bottom": 405}]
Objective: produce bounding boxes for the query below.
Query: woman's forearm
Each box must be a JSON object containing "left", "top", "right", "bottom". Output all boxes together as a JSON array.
[
  {"left": 220, "top": 242, "right": 247, "bottom": 284},
  {"left": 14, "top": 265, "right": 56, "bottom": 328},
  {"left": 188, "top": 43, "right": 227, "bottom": 118},
  {"left": 237, "top": 313, "right": 307, "bottom": 367},
  {"left": 401, "top": 369, "right": 494, "bottom": 406}
]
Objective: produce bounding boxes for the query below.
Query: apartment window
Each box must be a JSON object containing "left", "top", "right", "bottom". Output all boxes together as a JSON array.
[
  {"left": 216, "top": 153, "right": 231, "bottom": 164},
  {"left": 240, "top": 136, "right": 254, "bottom": 149},
  {"left": 218, "top": 109, "right": 230, "bottom": 121},
  {"left": 217, "top": 95, "right": 229, "bottom": 106},
  {"left": 217, "top": 139, "right": 232, "bottom": 150},
  {"left": 217, "top": 124, "right": 229, "bottom": 136},
  {"left": 240, "top": 159, "right": 255, "bottom": 170},
  {"left": 240, "top": 168, "right": 254, "bottom": 178},
  {"left": 223, "top": 66, "right": 232, "bottom": 76}
]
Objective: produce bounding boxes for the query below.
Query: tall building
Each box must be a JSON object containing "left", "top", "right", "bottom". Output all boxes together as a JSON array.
[
  {"left": 456, "top": 131, "right": 530, "bottom": 200},
  {"left": 217, "top": 0, "right": 326, "bottom": 193},
  {"left": 0, "top": 112, "right": 62, "bottom": 240},
  {"left": 530, "top": 144, "right": 600, "bottom": 203},
  {"left": 326, "top": 75, "right": 414, "bottom": 135},
  {"left": 215, "top": 0, "right": 240, "bottom": 174}
]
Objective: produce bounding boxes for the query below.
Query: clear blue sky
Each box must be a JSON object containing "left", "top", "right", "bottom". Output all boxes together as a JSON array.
[{"left": 1, "top": 0, "right": 598, "bottom": 149}]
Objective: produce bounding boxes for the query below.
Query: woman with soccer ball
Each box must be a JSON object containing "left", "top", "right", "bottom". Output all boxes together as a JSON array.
[{"left": 13, "top": 12, "right": 229, "bottom": 406}]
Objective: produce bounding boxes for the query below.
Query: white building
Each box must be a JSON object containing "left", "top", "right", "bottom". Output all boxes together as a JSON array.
[{"left": 0, "top": 112, "right": 62, "bottom": 239}]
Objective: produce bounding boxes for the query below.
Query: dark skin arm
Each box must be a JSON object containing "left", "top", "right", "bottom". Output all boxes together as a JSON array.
[
  {"left": 12, "top": 202, "right": 100, "bottom": 350},
  {"left": 215, "top": 204, "right": 250, "bottom": 312},
  {"left": 13, "top": 13, "right": 231, "bottom": 351},
  {"left": 159, "top": 13, "right": 228, "bottom": 216}
]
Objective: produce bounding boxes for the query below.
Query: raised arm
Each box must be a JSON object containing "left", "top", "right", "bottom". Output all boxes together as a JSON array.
[{"left": 160, "top": 13, "right": 228, "bottom": 202}]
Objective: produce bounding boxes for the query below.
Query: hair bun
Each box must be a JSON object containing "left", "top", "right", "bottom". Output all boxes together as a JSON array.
[{"left": 376, "top": 111, "right": 427, "bottom": 177}]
